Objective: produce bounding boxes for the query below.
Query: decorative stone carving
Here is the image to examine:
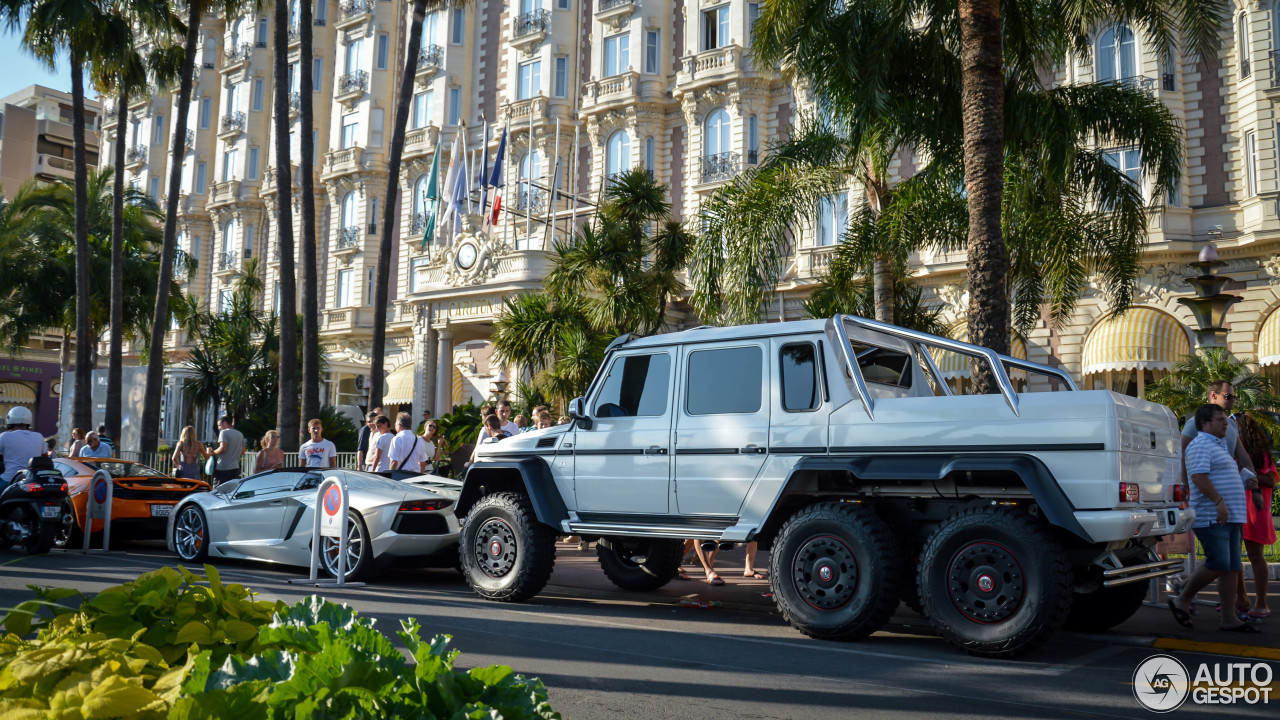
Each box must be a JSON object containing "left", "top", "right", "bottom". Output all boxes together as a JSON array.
[
  {"left": 438, "top": 213, "right": 510, "bottom": 287},
  {"left": 933, "top": 282, "right": 968, "bottom": 318},
  {"left": 1133, "top": 262, "right": 1187, "bottom": 303}
]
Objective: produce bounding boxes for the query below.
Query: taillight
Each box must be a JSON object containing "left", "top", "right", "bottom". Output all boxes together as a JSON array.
[
  {"left": 1172, "top": 484, "right": 1188, "bottom": 502},
  {"left": 21, "top": 483, "right": 42, "bottom": 493},
  {"left": 60, "top": 483, "right": 67, "bottom": 493},
  {"left": 1119, "top": 482, "right": 1140, "bottom": 503},
  {"left": 398, "top": 499, "right": 452, "bottom": 512}
]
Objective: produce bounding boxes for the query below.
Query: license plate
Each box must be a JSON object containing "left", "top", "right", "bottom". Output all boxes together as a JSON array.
[
  {"left": 40, "top": 505, "right": 59, "bottom": 519},
  {"left": 151, "top": 505, "right": 173, "bottom": 517}
]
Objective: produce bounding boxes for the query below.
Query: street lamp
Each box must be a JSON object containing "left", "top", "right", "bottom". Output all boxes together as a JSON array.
[
  {"left": 1177, "top": 244, "right": 1242, "bottom": 348},
  {"left": 490, "top": 370, "right": 510, "bottom": 403}
]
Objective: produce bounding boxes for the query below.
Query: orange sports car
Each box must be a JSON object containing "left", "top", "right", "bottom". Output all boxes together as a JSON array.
[{"left": 52, "top": 458, "right": 210, "bottom": 547}]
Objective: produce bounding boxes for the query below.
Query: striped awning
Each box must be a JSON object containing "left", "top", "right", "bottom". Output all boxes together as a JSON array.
[
  {"left": 383, "top": 364, "right": 416, "bottom": 404},
  {"left": 932, "top": 326, "right": 1027, "bottom": 379},
  {"left": 0, "top": 382, "right": 36, "bottom": 404},
  {"left": 1081, "top": 307, "right": 1191, "bottom": 374},
  {"left": 1258, "top": 308, "right": 1280, "bottom": 367}
]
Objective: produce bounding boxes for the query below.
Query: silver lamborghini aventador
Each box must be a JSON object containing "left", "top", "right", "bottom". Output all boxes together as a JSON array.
[{"left": 165, "top": 468, "right": 460, "bottom": 580}]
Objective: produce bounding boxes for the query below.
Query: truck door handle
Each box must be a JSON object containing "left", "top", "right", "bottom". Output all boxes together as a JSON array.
[
  {"left": 740, "top": 445, "right": 767, "bottom": 455},
  {"left": 645, "top": 446, "right": 668, "bottom": 455}
]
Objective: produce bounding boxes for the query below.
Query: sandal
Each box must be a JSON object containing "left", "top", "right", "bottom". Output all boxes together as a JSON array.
[
  {"left": 1248, "top": 609, "right": 1272, "bottom": 619},
  {"left": 677, "top": 569, "right": 692, "bottom": 581},
  {"left": 743, "top": 571, "right": 767, "bottom": 579},
  {"left": 1168, "top": 598, "right": 1194, "bottom": 629},
  {"left": 705, "top": 572, "right": 725, "bottom": 586}
]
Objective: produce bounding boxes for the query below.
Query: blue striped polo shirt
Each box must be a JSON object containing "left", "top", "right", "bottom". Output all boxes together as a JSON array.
[{"left": 1184, "top": 431, "right": 1247, "bottom": 527}]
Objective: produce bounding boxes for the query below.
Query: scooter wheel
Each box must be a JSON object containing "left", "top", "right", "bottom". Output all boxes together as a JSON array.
[{"left": 4, "top": 506, "right": 53, "bottom": 555}]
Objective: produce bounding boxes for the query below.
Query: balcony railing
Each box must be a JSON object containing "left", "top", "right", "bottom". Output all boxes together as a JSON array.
[
  {"left": 339, "top": 0, "right": 373, "bottom": 19},
  {"left": 338, "top": 70, "right": 368, "bottom": 95},
  {"left": 338, "top": 226, "right": 361, "bottom": 249},
  {"left": 288, "top": 24, "right": 299, "bottom": 42},
  {"left": 126, "top": 145, "right": 147, "bottom": 163},
  {"left": 183, "top": 129, "right": 195, "bottom": 153},
  {"left": 289, "top": 91, "right": 301, "bottom": 115},
  {"left": 1162, "top": 72, "right": 1175, "bottom": 91},
  {"left": 513, "top": 186, "right": 546, "bottom": 213},
  {"left": 1242, "top": 58, "right": 1252, "bottom": 79},
  {"left": 223, "top": 42, "right": 252, "bottom": 65},
  {"left": 220, "top": 111, "right": 246, "bottom": 134},
  {"left": 217, "top": 251, "right": 237, "bottom": 271},
  {"left": 417, "top": 44, "right": 444, "bottom": 72},
  {"left": 1117, "top": 75, "right": 1155, "bottom": 95},
  {"left": 514, "top": 9, "right": 550, "bottom": 38},
  {"left": 700, "top": 151, "right": 740, "bottom": 183},
  {"left": 410, "top": 211, "right": 431, "bottom": 234},
  {"left": 598, "top": 0, "right": 634, "bottom": 9},
  {"left": 1272, "top": 51, "right": 1280, "bottom": 89}
]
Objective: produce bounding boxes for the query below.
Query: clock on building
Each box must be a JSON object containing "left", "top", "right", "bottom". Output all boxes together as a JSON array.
[{"left": 455, "top": 241, "right": 478, "bottom": 270}]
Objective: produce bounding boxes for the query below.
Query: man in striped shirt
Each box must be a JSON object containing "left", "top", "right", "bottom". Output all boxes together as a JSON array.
[{"left": 1168, "top": 404, "right": 1256, "bottom": 633}]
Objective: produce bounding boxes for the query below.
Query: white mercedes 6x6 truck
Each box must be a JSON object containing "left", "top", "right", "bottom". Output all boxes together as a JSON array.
[{"left": 456, "top": 315, "right": 1193, "bottom": 657}]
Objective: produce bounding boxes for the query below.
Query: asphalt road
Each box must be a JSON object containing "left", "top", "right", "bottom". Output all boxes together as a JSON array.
[{"left": 1, "top": 542, "right": 1275, "bottom": 720}]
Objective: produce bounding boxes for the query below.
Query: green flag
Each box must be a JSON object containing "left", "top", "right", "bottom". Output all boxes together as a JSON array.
[{"left": 420, "top": 142, "right": 441, "bottom": 248}]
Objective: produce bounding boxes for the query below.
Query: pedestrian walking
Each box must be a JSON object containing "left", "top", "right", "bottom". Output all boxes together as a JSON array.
[
  {"left": 254, "top": 430, "right": 285, "bottom": 473},
  {"left": 299, "top": 419, "right": 338, "bottom": 468},
  {"left": 171, "top": 425, "right": 208, "bottom": 480},
  {"left": 1236, "top": 413, "right": 1275, "bottom": 619},
  {"left": 1167, "top": 404, "right": 1258, "bottom": 633},
  {"left": 357, "top": 407, "right": 381, "bottom": 471},
  {"left": 210, "top": 415, "right": 246, "bottom": 486}
]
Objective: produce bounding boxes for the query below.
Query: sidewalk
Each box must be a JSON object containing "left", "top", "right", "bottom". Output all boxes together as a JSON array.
[{"left": 546, "top": 541, "right": 1280, "bottom": 659}]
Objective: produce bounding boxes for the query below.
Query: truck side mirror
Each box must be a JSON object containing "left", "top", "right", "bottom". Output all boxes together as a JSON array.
[{"left": 568, "top": 397, "right": 593, "bottom": 430}]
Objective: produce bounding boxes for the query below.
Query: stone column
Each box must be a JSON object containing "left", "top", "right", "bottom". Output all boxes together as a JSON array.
[
  {"left": 412, "top": 323, "right": 437, "bottom": 422},
  {"left": 434, "top": 327, "right": 454, "bottom": 417}
]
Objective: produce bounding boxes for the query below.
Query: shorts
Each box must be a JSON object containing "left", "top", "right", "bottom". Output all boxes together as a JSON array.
[
  {"left": 1195, "top": 523, "right": 1243, "bottom": 572},
  {"left": 212, "top": 467, "right": 241, "bottom": 486}
]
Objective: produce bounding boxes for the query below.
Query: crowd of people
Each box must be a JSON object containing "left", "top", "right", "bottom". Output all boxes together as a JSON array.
[{"left": 1167, "top": 380, "right": 1275, "bottom": 633}]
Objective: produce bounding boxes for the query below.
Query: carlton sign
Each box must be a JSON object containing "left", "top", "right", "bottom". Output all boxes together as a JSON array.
[{"left": 435, "top": 296, "right": 506, "bottom": 322}]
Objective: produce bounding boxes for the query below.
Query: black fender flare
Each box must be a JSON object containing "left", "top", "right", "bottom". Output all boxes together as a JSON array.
[
  {"left": 457, "top": 457, "right": 568, "bottom": 527},
  {"left": 772, "top": 453, "right": 1088, "bottom": 541}
]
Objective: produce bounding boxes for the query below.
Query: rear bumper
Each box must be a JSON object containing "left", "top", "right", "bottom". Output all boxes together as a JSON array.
[
  {"left": 370, "top": 531, "right": 459, "bottom": 558},
  {"left": 1073, "top": 505, "right": 1196, "bottom": 544}
]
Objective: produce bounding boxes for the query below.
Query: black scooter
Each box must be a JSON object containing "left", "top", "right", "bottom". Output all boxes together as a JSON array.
[{"left": 0, "top": 456, "right": 68, "bottom": 555}]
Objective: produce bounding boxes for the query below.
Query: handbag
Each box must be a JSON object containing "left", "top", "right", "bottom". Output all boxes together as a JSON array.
[{"left": 204, "top": 455, "right": 216, "bottom": 477}]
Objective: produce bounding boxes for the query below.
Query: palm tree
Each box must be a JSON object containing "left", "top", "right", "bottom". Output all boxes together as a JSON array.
[
  {"left": 749, "top": 0, "right": 1223, "bottom": 391},
  {"left": 368, "top": 0, "right": 431, "bottom": 412},
  {"left": 1, "top": 0, "right": 120, "bottom": 431},
  {"left": 298, "top": 0, "right": 320, "bottom": 436},
  {"left": 493, "top": 169, "right": 691, "bottom": 410},
  {"left": 272, "top": 0, "right": 299, "bottom": 450},
  {"left": 801, "top": 250, "right": 949, "bottom": 336},
  {"left": 0, "top": 170, "right": 189, "bottom": 363},
  {"left": 92, "top": 0, "right": 178, "bottom": 448},
  {"left": 137, "top": 0, "right": 250, "bottom": 453}
]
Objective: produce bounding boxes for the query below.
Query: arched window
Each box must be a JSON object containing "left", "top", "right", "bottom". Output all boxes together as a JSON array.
[
  {"left": 519, "top": 149, "right": 542, "bottom": 182},
  {"left": 289, "top": 0, "right": 299, "bottom": 29},
  {"left": 1097, "top": 24, "right": 1137, "bottom": 82},
  {"left": 606, "top": 130, "right": 630, "bottom": 178},
  {"left": 341, "top": 191, "right": 357, "bottom": 230},
  {"left": 705, "top": 108, "right": 731, "bottom": 157},
  {"left": 1238, "top": 11, "right": 1253, "bottom": 78},
  {"left": 221, "top": 220, "right": 235, "bottom": 253},
  {"left": 413, "top": 175, "right": 430, "bottom": 215},
  {"left": 231, "top": 17, "right": 244, "bottom": 47}
]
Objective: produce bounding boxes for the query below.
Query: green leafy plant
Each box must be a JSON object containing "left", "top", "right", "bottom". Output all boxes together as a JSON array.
[{"left": 0, "top": 567, "right": 561, "bottom": 719}]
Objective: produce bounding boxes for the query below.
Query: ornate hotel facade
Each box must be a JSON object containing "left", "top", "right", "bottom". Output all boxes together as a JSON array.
[{"left": 105, "top": 1, "right": 1280, "bottom": 439}]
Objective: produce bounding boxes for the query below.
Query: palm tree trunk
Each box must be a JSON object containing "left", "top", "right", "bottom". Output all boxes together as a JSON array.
[
  {"left": 299, "top": 0, "right": 320, "bottom": 441},
  {"left": 959, "top": 0, "right": 1009, "bottom": 394},
  {"left": 140, "top": 4, "right": 201, "bottom": 453},
  {"left": 274, "top": 0, "right": 299, "bottom": 449},
  {"left": 70, "top": 50, "right": 92, "bottom": 432},
  {"left": 105, "top": 83, "right": 127, "bottom": 444},
  {"left": 368, "top": 0, "right": 428, "bottom": 411},
  {"left": 872, "top": 254, "right": 894, "bottom": 324}
]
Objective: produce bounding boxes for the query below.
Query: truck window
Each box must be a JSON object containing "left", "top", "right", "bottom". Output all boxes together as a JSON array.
[
  {"left": 780, "top": 343, "right": 820, "bottom": 411},
  {"left": 594, "top": 353, "right": 671, "bottom": 417},
  {"left": 686, "top": 346, "right": 763, "bottom": 415},
  {"left": 852, "top": 345, "right": 913, "bottom": 388}
]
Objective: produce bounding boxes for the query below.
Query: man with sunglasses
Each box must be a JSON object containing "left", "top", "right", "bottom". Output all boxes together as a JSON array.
[{"left": 1181, "top": 380, "right": 1257, "bottom": 480}]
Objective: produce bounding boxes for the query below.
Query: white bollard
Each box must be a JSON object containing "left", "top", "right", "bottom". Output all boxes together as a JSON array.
[
  {"left": 289, "top": 474, "right": 364, "bottom": 587},
  {"left": 81, "top": 470, "right": 113, "bottom": 553}
]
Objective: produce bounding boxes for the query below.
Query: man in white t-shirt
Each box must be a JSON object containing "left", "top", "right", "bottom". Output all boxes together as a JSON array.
[
  {"left": 298, "top": 419, "right": 337, "bottom": 468},
  {"left": 496, "top": 401, "right": 520, "bottom": 437},
  {"left": 0, "top": 407, "right": 46, "bottom": 487},
  {"left": 366, "top": 416, "right": 393, "bottom": 472},
  {"left": 389, "top": 412, "right": 428, "bottom": 473}
]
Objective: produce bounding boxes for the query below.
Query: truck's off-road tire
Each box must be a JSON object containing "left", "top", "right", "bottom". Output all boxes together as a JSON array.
[
  {"left": 918, "top": 506, "right": 1071, "bottom": 658},
  {"left": 597, "top": 537, "right": 684, "bottom": 591},
  {"left": 769, "top": 502, "right": 902, "bottom": 641},
  {"left": 460, "top": 492, "right": 556, "bottom": 602},
  {"left": 1063, "top": 579, "right": 1149, "bottom": 633}
]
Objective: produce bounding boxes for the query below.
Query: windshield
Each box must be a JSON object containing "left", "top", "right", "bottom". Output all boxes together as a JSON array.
[{"left": 82, "top": 461, "right": 169, "bottom": 479}]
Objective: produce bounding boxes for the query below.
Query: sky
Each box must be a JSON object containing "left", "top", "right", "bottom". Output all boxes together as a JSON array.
[{"left": 0, "top": 30, "right": 93, "bottom": 101}]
